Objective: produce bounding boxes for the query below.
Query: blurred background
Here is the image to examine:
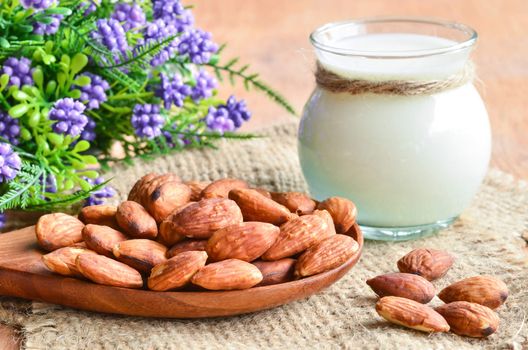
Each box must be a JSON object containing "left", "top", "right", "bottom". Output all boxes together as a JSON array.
[{"left": 193, "top": 0, "right": 528, "bottom": 178}]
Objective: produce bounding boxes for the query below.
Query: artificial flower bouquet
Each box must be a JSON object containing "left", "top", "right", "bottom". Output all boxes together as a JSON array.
[{"left": 0, "top": 0, "right": 293, "bottom": 226}]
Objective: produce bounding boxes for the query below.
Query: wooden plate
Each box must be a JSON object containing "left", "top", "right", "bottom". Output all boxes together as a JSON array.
[{"left": 0, "top": 224, "right": 363, "bottom": 318}]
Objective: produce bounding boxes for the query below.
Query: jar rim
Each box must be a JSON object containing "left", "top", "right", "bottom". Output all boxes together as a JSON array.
[{"left": 310, "top": 17, "right": 478, "bottom": 59}]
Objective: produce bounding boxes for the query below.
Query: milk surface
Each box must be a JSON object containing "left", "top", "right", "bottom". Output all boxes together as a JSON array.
[{"left": 300, "top": 33, "right": 490, "bottom": 227}]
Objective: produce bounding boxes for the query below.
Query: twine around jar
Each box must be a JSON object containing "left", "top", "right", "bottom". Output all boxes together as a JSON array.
[{"left": 315, "top": 61, "right": 475, "bottom": 96}]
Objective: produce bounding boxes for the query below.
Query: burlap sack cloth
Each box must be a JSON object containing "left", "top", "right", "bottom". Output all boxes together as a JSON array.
[{"left": 1, "top": 121, "right": 527, "bottom": 349}]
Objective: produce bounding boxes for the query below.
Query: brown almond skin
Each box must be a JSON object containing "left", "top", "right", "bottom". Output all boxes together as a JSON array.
[
  {"left": 376, "top": 296, "right": 450, "bottom": 333},
  {"left": 229, "top": 188, "right": 295, "bottom": 225},
  {"left": 82, "top": 224, "right": 127, "bottom": 257},
  {"left": 312, "top": 209, "right": 337, "bottom": 239},
  {"left": 116, "top": 201, "right": 158, "bottom": 239},
  {"left": 435, "top": 301, "right": 500, "bottom": 338},
  {"left": 76, "top": 253, "right": 143, "bottom": 288},
  {"left": 165, "top": 198, "right": 243, "bottom": 239},
  {"left": 148, "top": 251, "right": 208, "bottom": 291},
  {"left": 128, "top": 173, "right": 158, "bottom": 202},
  {"left": 139, "top": 173, "right": 182, "bottom": 206},
  {"left": 438, "top": 275, "right": 508, "bottom": 309},
  {"left": 36, "top": 213, "right": 85, "bottom": 251},
  {"left": 158, "top": 202, "right": 195, "bottom": 246},
  {"left": 145, "top": 181, "right": 191, "bottom": 222},
  {"left": 317, "top": 197, "right": 357, "bottom": 234},
  {"left": 167, "top": 239, "right": 208, "bottom": 258},
  {"left": 261, "top": 214, "right": 331, "bottom": 261},
  {"left": 201, "top": 178, "right": 249, "bottom": 199},
  {"left": 295, "top": 234, "right": 358, "bottom": 277},
  {"left": 42, "top": 246, "right": 96, "bottom": 277},
  {"left": 78, "top": 205, "right": 119, "bottom": 230},
  {"left": 113, "top": 239, "right": 168, "bottom": 273},
  {"left": 207, "top": 222, "right": 280, "bottom": 262},
  {"left": 191, "top": 259, "right": 263, "bottom": 290},
  {"left": 397, "top": 248, "right": 455, "bottom": 281},
  {"left": 252, "top": 188, "right": 272, "bottom": 199},
  {"left": 252, "top": 258, "right": 296, "bottom": 286},
  {"left": 366, "top": 273, "right": 436, "bottom": 304},
  {"left": 271, "top": 192, "right": 316, "bottom": 215},
  {"left": 185, "top": 181, "right": 209, "bottom": 201}
]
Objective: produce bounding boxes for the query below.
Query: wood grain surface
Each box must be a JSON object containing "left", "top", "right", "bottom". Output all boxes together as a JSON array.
[{"left": 0, "top": 0, "right": 526, "bottom": 348}]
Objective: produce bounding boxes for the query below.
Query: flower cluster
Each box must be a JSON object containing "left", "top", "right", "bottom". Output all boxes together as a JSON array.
[
  {"left": 48, "top": 98, "right": 88, "bottom": 137},
  {"left": 0, "top": 111, "right": 20, "bottom": 145},
  {"left": 131, "top": 104, "right": 165, "bottom": 139},
  {"left": 1, "top": 57, "right": 33, "bottom": 88},
  {"left": 0, "top": 0, "right": 293, "bottom": 217},
  {"left": 205, "top": 96, "right": 251, "bottom": 133}
]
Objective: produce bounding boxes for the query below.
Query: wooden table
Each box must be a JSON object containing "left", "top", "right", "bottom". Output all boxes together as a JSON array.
[{"left": 1, "top": 1, "right": 526, "bottom": 348}]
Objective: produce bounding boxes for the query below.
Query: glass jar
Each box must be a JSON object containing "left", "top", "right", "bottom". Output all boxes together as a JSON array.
[{"left": 298, "top": 18, "right": 491, "bottom": 241}]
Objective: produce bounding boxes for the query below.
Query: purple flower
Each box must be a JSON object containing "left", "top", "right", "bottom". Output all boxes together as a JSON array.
[
  {"left": 177, "top": 29, "right": 218, "bottom": 64},
  {"left": 155, "top": 73, "right": 191, "bottom": 109},
  {"left": 142, "top": 19, "right": 179, "bottom": 66},
  {"left": 33, "top": 14, "right": 62, "bottom": 35},
  {"left": 111, "top": 3, "right": 146, "bottom": 31},
  {"left": 0, "top": 143, "right": 21, "bottom": 182},
  {"left": 84, "top": 177, "right": 115, "bottom": 206},
  {"left": 205, "top": 96, "right": 251, "bottom": 133},
  {"left": 80, "top": 117, "right": 96, "bottom": 141},
  {"left": 191, "top": 69, "right": 217, "bottom": 102},
  {"left": 1, "top": 57, "right": 34, "bottom": 88},
  {"left": 44, "top": 174, "right": 57, "bottom": 193},
  {"left": 152, "top": 0, "right": 194, "bottom": 32},
  {"left": 0, "top": 213, "right": 5, "bottom": 230},
  {"left": 20, "top": 0, "right": 54, "bottom": 10},
  {"left": 92, "top": 19, "right": 129, "bottom": 56},
  {"left": 48, "top": 98, "right": 88, "bottom": 137},
  {"left": 0, "top": 111, "right": 20, "bottom": 145},
  {"left": 75, "top": 73, "right": 110, "bottom": 110},
  {"left": 131, "top": 104, "right": 165, "bottom": 139},
  {"left": 80, "top": 0, "right": 97, "bottom": 15}
]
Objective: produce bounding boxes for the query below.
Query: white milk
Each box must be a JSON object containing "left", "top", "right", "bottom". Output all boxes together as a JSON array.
[{"left": 299, "top": 33, "right": 491, "bottom": 228}]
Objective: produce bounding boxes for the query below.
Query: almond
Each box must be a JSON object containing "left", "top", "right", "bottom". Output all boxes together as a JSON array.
[
  {"left": 78, "top": 205, "right": 119, "bottom": 230},
  {"left": 271, "top": 192, "right": 316, "bottom": 215},
  {"left": 42, "top": 246, "right": 96, "bottom": 277},
  {"left": 317, "top": 197, "right": 357, "bottom": 233},
  {"left": 253, "top": 188, "right": 272, "bottom": 199},
  {"left": 229, "top": 188, "right": 294, "bottom": 225},
  {"left": 206, "top": 222, "right": 280, "bottom": 262},
  {"left": 397, "top": 248, "right": 454, "bottom": 281},
  {"left": 139, "top": 173, "right": 182, "bottom": 205},
  {"left": 76, "top": 253, "right": 143, "bottom": 288},
  {"left": 191, "top": 259, "right": 263, "bottom": 290},
  {"left": 36, "top": 213, "right": 84, "bottom": 251},
  {"left": 438, "top": 275, "right": 508, "bottom": 309},
  {"left": 164, "top": 198, "right": 243, "bottom": 239},
  {"left": 366, "top": 273, "right": 436, "bottom": 303},
  {"left": 82, "top": 224, "right": 127, "bottom": 257},
  {"left": 261, "top": 214, "right": 331, "bottom": 261},
  {"left": 113, "top": 239, "right": 168, "bottom": 273},
  {"left": 312, "top": 209, "right": 337, "bottom": 239},
  {"left": 252, "top": 258, "right": 296, "bottom": 286},
  {"left": 167, "top": 239, "right": 208, "bottom": 258},
  {"left": 201, "top": 178, "right": 249, "bottom": 199},
  {"left": 185, "top": 181, "right": 209, "bottom": 201},
  {"left": 158, "top": 202, "right": 195, "bottom": 246},
  {"left": 128, "top": 173, "right": 158, "bottom": 202},
  {"left": 435, "top": 301, "right": 499, "bottom": 337},
  {"left": 144, "top": 181, "right": 191, "bottom": 222},
  {"left": 376, "top": 296, "right": 450, "bottom": 333},
  {"left": 295, "top": 234, "right": 358, "bottom": 277},
  {"left": 148, "top": 251, "right": 208, "bottom": 291},
  {"left": 116, "top": 201, "right": 158, "bottom": 239}
]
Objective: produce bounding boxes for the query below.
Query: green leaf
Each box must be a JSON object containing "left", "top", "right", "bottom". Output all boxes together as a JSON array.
[
  {"left": 78, "top": 170, "right": 98, "bottom": 179},
  {"left": 45, "top": 80, "right": 57, "bottom": 95},
  {"left": 78, "top": 178, "right": 91, "bottom": 191},
  {"left": 70, "top": 53, "right": 88, "bottom": 74},
  {"left": 9, "top": 104, "right": 29, "bottom": 118},
  {"left": 81, "top": 155, "right": 98, "bottom": 165},
  {"left": 28, "top": 110, "right": 41, "bottom": 127},
  {"left": 73, "top": 75, "right": 90, "bottom": 87},
  {"left": 71, "top": 159, "right": 85, "bottom": 169},
  {"left": 32, "top": 68, "right": 44, "bottom": 88},
  {"left": 12, "top": 90, "right": 29, "bottom": 101},
  {"left": 0, "top": 74, "right": 9, "bottom": 90},
  {"left": 0, "top": 38, "right": 10, "bottom": 49},
  {"left": 68, "top": 89, "right": 81, "bottom": 99},
  {"left": 73, "top": 140, "right": 90, "bottom": 153},
  {"left": 20, "top": 128, "right": 31, "bottom": 140},
  {"left": 47, "top": 133, "right": 64, "bottom": 146},
  {"left": 44, "top": 7, "right": 72, "bottom": 15}
]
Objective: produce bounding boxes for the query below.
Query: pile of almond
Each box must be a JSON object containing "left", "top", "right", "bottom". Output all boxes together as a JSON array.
[
  {"left": 36, "top": 174, "right": 360, "bottom": 291},
  {"left": 367, "top": 248, "right": 508, "bottom": 338}
]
